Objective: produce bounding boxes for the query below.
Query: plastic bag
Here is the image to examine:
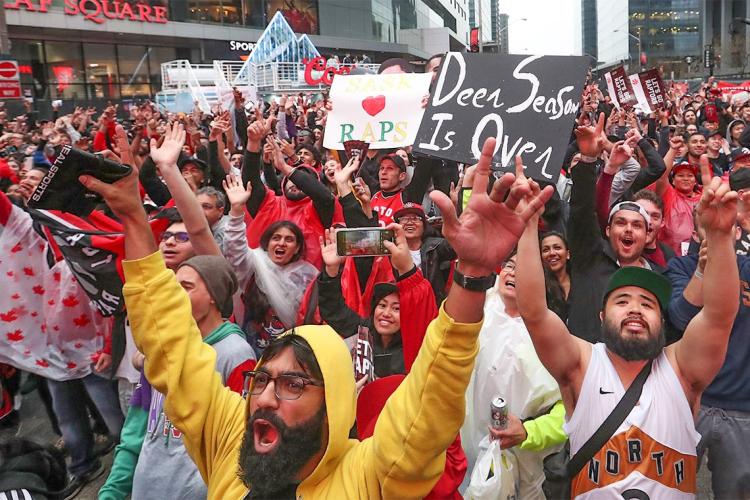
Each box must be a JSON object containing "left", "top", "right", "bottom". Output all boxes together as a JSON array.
[{"left": 465, "top": 437, "right": 519, "bottom": 500}]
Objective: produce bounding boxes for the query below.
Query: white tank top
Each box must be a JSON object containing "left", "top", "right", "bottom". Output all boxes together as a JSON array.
[{"left": 564, "top": 343, "right": 700, "bottom": 499}]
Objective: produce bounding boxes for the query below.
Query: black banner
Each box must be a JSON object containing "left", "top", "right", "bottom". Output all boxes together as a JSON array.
[{"left": 413, "top": 52, "right": 588, "bottom": 182}]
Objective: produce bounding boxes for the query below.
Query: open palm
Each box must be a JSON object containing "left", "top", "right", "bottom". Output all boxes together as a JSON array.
[
  {"left": 431, "top": 138, "right": 553, "bottom": 274},
  {"left": 150, "top": 123, "right": 185, "bottom": 167}
]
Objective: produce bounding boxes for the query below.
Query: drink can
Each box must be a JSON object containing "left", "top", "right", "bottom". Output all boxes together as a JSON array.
[{"left": 490, "top": 396, "right": 508, "bottom": 430}]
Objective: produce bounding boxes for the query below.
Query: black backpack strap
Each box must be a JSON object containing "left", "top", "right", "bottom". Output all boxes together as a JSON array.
[{"left": 567, "top": 359, "right": 652, "bottom": 477}]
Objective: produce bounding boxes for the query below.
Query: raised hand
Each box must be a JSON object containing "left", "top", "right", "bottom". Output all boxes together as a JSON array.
[
  {"left": 267, "top": 137, "right": 292, "bottom": 176},
  {"left": 223, "top": 173, "right": 252, "bottom": 216},
  {"left": 698, "top": 173, "right": 738, "bottom": 235},
  {"left": 382, "top": 223, "right": 414, "bottom": 275},
  {"left": 625, "top": 127, "right": 642, "bottom": 145},
  {"left": 247, "top": 107, "right": 272, "bottom": 150},
  {"left": 319, "top": 227, "right": 343, "bottom": 276},
  {"left": 430, "top": 138, "right": 554, "bottom": 276},
  {"left": 334, "top": 155, "right": 359, "bottom": 189},
  {"left": 79, "top": 126, "right": 143, "bottom": 220},
  {"left": 574, "top": 112, "right": 605, "bottom": 158},
  {"left": 608, "top": 140, "right": 633, "bottom": 169},
  {"left": 150, "top": 122, "right": 185, "bottom": 168},
  {"left": 279, "top": 138, "right": 295, "bottom": 158},
  {"left": 353, "top": 177, "right": 371, "bottom": 205}
]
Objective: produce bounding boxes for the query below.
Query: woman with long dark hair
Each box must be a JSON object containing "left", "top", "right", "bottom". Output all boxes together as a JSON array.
[{"left": 223, "top": 177, "right": 318, "bottom": 356}]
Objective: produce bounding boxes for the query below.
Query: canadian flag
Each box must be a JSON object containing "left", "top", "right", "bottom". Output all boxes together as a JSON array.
[{"left": 0, "top": 196, "right": 108, "bottom": 380}]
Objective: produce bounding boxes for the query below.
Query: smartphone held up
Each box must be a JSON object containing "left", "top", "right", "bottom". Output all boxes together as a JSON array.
[{"left": 336, "top": 228, "right": 394, "bottom": 257}]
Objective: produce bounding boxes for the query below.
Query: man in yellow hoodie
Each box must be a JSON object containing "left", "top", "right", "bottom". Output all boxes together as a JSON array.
[{"left": 79, "top": 122, "right": 553, "bottom": 499}]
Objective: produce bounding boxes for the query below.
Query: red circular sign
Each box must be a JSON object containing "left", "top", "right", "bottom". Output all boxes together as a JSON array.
[{"left": 0, "top": 62, "right": 18, "bottom": 79}]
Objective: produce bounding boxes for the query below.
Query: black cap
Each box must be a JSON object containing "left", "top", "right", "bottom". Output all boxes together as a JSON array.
[
  {"left": 731, "top": 147, "right": 750, "bottom": 164},
  {"left": 380, "top": 154, "right": 407, "bottom": 172},
  {"left": 730, "top": 167, "right": 750, "bottom": 191}
]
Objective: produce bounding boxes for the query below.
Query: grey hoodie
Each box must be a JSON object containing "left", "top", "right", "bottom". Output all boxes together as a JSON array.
[{"left": 131, "top": 323, "right": 255, "bottom": 499}]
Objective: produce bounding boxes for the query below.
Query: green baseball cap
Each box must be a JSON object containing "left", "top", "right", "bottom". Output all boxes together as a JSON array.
[{"left": 603, "top": 267, "right": 672, "bottom": 312}]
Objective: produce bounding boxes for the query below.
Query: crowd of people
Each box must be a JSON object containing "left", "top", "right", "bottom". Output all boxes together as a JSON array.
[{"left": 0, "top": 54, "right": 748, "bottom": 500}]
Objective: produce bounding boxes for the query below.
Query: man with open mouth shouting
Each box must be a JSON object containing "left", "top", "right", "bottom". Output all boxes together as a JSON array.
[{"left": 79, "top": 132, "right": 552, "bottom": 499}]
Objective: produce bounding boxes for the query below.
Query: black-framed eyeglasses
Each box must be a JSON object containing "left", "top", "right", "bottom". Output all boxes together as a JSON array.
[
  {"left": 160, "top": 231, "right": 190, "bottom": 243},
  {"left": 242, "top": 371, "right": 324, "bottom": 400}
]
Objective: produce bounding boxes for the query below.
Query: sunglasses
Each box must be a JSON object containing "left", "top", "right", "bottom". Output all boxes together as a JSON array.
[{"left": 160, "top": 231, "right": 190, "bottom": 243}]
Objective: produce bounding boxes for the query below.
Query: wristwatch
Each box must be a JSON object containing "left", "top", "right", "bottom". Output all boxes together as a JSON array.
[{"left": 453, "top": 268, "right": 497, "bottom": 291}]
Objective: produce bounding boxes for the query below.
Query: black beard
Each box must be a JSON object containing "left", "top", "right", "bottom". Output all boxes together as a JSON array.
[
  {"left": 602, "top": 317, "right": 665, "bottom": 361},
  {"left": 237, "top": 405, "right": 326, "bottom": 498},
  {"left": 285, "top": 189, "right": 307, "bottom": 201}
]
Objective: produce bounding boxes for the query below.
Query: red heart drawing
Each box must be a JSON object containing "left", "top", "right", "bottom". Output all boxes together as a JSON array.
[{"left": 362, "top": 95, "right": 386, "bottom": 117}]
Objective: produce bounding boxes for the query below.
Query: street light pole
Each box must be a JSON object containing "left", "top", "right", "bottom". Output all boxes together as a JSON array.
[{"left": 614, "top": 29, "right": 642, "bottom": 71}]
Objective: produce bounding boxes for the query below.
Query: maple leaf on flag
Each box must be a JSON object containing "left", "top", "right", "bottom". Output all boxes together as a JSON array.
[
  {"left": 0, "top": 310, "right": 18, "bottom": 322},
  {"left": 32, "top": 285, "right": 45, "bottom": 295},
  {"left": 73, "top": 314, "right": 91, "bottom": 327},
  {"left": 23, "top": 267, "right": 34, "bottom": 276},
  {"left": 66, "top": 362, "right": 77, "bottom": 369},
  {"left": 53, "top": 272, "right": 61, "bottom": 282},
  {"left": 5, "top": 271, "right": 13, "bottom": 277},
  {"left": 62, "top": 295, "right": 80, "bottom": 308},
  {"left": 11, "top": 293, "right": 20, "bottom": 300},
  {"left": 11, "top": 243, "right": 22, "bottom": 253},
  {"left": 6, "top": 329, "right": 23, "bottom": 341},
  {"left": 35, "top": 359, "right": 49, "bottom": 368}
]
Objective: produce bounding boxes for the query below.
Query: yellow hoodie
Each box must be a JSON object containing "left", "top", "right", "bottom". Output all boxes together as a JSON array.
[{"left": 123, "top": 251, "right": 483, "bottom": 499}]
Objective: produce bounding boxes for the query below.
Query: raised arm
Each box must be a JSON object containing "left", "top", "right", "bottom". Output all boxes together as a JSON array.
[
  {"left": 242, "top": 109, "right": 273, "bottom": 217},
  {"left": 656, "top": 135, "right": 683, "bottom": 197},
  {"left": 317, "top": 229, "right": 365, "bottom": 338},
  {"left": 568, "top": 113, "right": 607, "bottom": 267},
  {"left": 360, "top": 138, "right": 553, "bottom": 497},
  {"left": 80, "top": 127, "right": 247, "bottom": 485},
  {"left": 630, "top": 136, "right": 667, "bottom": 193},
  {"left": 151, "top": 123, "right": 221, "bottom": 256},
  {"left": 514, "top": 157, "right": 588, "bottom": 397},
  {"left": 670, "top": 168, "right": 740, "bottom": 399}
]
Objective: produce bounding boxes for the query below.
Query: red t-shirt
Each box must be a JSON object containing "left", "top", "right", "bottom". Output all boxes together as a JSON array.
[{"left": 371, "top": 190, "right": 405, "bottom": 227}]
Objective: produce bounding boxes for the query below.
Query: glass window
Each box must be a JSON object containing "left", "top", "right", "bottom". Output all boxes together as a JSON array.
[
  {"left": 244, "top": 0, "right": 264, "bottom": 27},
  {"left": 11, "top": 40, "right": 45, "bottom": 95},
  {"left": 118, "top": 45, "right": 152, "bottom": 95},
  {"left": 45, "top": 41, "right": 84, "bottom": 93},
  {"left": 49, "top": 84, "right": 87, "bottom": 100},
  {"left": 188, "top": 0, "right": 223, "bottom": 24},
  {"left": 221, "top": 0, "right": 244, "bottom": 25},
  {"left": 120, "top": 82, "right": 151, "bottom": 98},
  {"left": 83, "top": 44, "right": 118, "bottom": 84},
  {"left": 117, "top": 45, "right": 149, "bottom": 84},
  {"left": 148, "top": 46, "right": 177, "bottom": 89}
]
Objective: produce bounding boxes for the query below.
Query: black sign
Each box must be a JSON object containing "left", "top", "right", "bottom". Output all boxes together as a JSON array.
[{"left": 413, "top": 52, "right": 588, "bottom": 182}]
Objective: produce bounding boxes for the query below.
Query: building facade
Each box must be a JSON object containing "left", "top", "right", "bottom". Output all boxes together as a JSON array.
[
  {"left": 581, "top": 0, "right": 750, "bottom": 79},
  {"left": 4, "top": 0, "right": 469, "bottom": 108}
]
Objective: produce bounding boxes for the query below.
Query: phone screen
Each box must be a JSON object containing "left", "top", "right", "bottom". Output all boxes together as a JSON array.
[{"left": 336, "top": 228, "right": 394, "bottom": 257}]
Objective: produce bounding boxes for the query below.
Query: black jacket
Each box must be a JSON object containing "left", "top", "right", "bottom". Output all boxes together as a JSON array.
[
  {"left": 418, "top": 236, "right": 455, "bottom": 305},
  {"left": 567, "top": 161, "right": 665, "bottom": 342}
]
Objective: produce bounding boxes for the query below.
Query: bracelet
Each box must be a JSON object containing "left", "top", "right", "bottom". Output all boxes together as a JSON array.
[{"left": 694, "top": 269, "right": 704, "bottom": 280}]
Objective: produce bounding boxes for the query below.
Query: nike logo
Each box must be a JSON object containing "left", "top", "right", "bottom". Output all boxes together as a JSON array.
[{"left": 599, "top": 388, "right": 614, "bottom": 394}]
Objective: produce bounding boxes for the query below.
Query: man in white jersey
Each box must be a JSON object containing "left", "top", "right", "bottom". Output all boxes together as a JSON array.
[{"left": 515, "top": 169, "right": 739, "bottom": 498}]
